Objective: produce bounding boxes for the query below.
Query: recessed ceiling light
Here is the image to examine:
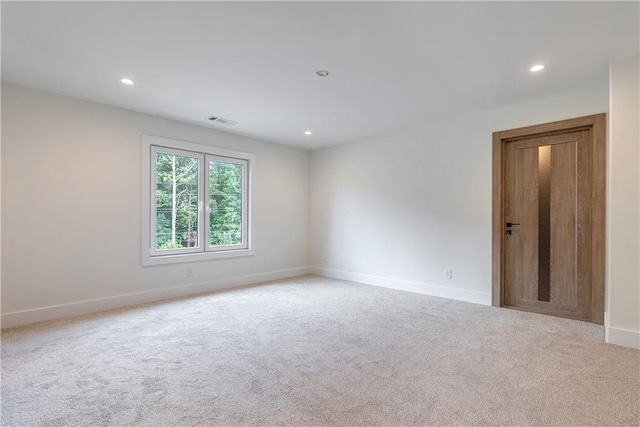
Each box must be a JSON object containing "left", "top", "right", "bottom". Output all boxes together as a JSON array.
[
  {"left": 529, "top": 64, "right": 545, "bottom": 72},
  {"left": 120, "top": 78, "right": 134, "bottom": 85},
  {"left": 304, "top": 131, "right": 312, "bottom": 135},
  {"left": 316, "top": 70, "right": 329, "bottom": 77}
]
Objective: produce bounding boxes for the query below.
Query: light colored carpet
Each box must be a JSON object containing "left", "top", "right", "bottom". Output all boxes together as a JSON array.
[{"left": 2, "top": 275, "right": 639, "bottom": 426}]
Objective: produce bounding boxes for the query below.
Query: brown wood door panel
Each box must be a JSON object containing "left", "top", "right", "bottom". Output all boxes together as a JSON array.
[
  {"left": 513, "top": 145, "right": 539, "bottom": 303},
  {"left": 493, "top": 115, "right": 605, "bottom": 324},
  {"left": 549, "top": 141, "right": 577, "bottom": 310},
  {"left": 506, "top": 132, "right": 588, "bottom": 319}
]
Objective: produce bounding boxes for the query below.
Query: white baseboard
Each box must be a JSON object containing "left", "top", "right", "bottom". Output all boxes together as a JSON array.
[
  {"left": 606, "top": 326, "right": 640, "bottom": 349},
  {"left": 1, "top": 267, "right": 310, "bottom": 329},
  {"left": 309, "top": 266, "right": 491, "bottom": 306}
]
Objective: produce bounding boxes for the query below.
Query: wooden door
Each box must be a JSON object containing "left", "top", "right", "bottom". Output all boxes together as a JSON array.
[
  {"left": 504, "top": 131, "right": 590, "bottom": 319},
  {"left": 493, "top": 114, "right": 605, "bottom": 324}
]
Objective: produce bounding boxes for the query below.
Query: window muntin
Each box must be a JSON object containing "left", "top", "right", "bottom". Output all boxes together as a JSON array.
[{"left": 143, "top": 135, "right": 253, "bottom": 266}]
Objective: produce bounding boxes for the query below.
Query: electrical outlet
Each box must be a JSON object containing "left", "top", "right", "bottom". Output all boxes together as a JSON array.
[
  {"left": 444, "top": 268, "right": 453, "bottom": 279},
  {"left": 186, "top": 267, "right": 194, "bottom": 277},
  {"left": 323, "top": 255, "right": 328, "bottom": 264}
]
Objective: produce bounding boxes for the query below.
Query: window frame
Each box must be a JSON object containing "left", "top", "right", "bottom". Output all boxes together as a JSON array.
[
  {"left": 150, "top": 146, "right": 204, "bottom": 257},
  {"left": 142, "top": 135, "right": 255, "bottom": 266},
  {"left": 205, "top": 154, "right": 249, "bottom": 253}
]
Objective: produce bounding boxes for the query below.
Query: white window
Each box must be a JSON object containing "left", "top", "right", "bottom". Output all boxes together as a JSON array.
[{"left": 142, "top": 135, "right": 254, "bottom": 266}]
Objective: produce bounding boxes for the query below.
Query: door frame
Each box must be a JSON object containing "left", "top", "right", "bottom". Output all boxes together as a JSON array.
[{"left": 492, "top": 113, "right": 606, "bottom": 324}]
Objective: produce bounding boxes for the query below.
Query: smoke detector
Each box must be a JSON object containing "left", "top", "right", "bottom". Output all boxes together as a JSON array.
[{"left": 208, "top": 116, "right": 238, "bottom": 126}]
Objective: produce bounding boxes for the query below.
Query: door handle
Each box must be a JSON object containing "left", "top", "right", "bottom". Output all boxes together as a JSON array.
[{"left": 505, "top": 222, "right": 520, "bottom": 235}]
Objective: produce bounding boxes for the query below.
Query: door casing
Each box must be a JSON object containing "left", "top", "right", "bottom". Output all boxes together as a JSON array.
[{"left": 492, "top": 114, "right": 606, "bottom": 324}]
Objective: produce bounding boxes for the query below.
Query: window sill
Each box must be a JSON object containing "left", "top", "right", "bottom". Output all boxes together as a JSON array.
[{"left": 142, "top": 248, "right": 255, "bottom": 266}]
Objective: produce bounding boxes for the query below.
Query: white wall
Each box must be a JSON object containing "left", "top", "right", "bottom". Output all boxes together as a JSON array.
[
  {"left": 607, "top": 55, "right": 640, "bottom": 348},
  {"left": 310, "top": 81, "right": 609, "bottom": 306},
  {"left": 1, "top": 83, "right": 309, "bottom": 327}
]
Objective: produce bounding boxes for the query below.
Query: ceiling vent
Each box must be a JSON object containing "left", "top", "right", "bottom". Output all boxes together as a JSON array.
[{"left": 208, "top": 116, "right": 238, "bottom": 126}]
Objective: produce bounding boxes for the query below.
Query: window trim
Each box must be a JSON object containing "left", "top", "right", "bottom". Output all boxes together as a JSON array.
[{"left": 142, "top": 134, "right": 255, "bottom": 266}]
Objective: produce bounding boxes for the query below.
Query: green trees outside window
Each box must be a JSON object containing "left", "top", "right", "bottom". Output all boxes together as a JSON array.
[
  {"left": 209, "top": 161, "right": 243, "bottom": 246},
  {"left": 155, "top": 153, "right": 199, "bottom": 249},
  {"left": 155, "top": 152, "right": 245, "bottom": 251}
]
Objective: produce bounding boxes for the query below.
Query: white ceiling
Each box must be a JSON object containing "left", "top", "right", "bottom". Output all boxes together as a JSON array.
[{"left": 2, "top": 1, "right": 638, "bottom": 150}]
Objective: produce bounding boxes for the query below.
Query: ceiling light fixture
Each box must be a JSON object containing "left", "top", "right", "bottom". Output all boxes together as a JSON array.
[
  {"left": 316, "top": 70, "right": 329, "bottom": 77},
  {"left": 304, "top": 131, "right": 312, "bottom": 135},
  {"left": 529, "top": 64, "right": 545, "bottom": 72},
  {"left": 120, "top": 78, "right": 134, "bottom": 85}
]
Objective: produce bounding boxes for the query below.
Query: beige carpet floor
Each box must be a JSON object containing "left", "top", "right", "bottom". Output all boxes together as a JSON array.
[{"left": 2, "top": 275, "right": 639, "bottom": 426}]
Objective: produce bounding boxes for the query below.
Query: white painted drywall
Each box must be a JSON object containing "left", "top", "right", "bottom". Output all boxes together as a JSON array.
[
  {"left": 310, "top": 81, "right": 609, "bottom": 306},
  {"left": 607, "top": 55, "right": 640, "bottom": 348},
  {"left": 1, "top": 83, "right": 309, "bottom": 326}
]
